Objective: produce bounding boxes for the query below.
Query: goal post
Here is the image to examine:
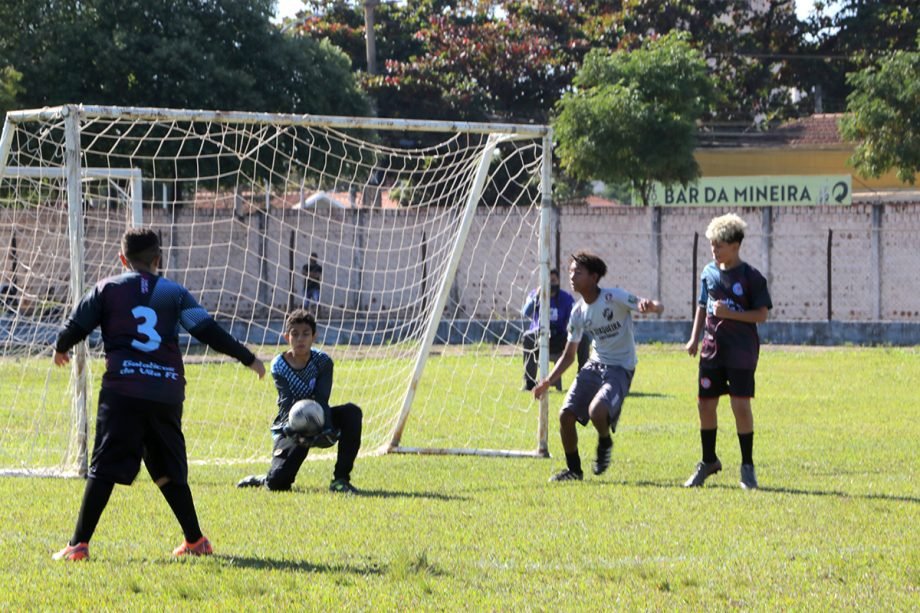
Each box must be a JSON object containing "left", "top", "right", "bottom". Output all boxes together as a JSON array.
[{"left": 0, "top": 104, "right": 557, "bottom": 476}]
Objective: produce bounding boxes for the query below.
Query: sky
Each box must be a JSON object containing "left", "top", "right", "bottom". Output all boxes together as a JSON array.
[{"left": 274, "top": 0, "right": 829, "bottom": 22}]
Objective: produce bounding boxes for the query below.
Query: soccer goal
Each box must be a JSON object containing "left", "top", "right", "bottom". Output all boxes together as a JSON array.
[{"left": 0, "top": 105, "right": 558, "bottom": 476}]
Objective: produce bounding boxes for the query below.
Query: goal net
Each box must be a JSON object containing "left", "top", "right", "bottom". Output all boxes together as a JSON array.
[{"left": 0, "top": 105, "right": 556, "bottom": 476}]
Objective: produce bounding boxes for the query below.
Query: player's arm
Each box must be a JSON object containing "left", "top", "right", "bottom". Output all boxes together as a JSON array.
[
  {"left": 179, "top": 290, "right": 264, "bottom": 378},
  {"left": 637, "top": 297, "right": 664, "bottom": 315},
  {"left": 311, "top": 359, "right": 333, "bottom": 411},
  {"left": 52, "top": 287, "right": 103, "bottom": 366},
  {"left": 532, "top": 340, "right": 579, "bottom": 400},
  {"left": 521, "top": 290, "right": 537, "bottom": 318},
  {"left": 685, "top": 305, "right": 706, "bottom": 356},
  {"left": 271, "top": 370, "right": 301, "bottom": 437},
  {"left": 188, "top": 320, "right": 264, "bottom": 378},
  {"left": 712, "top": 302, "right": 769, "bottom": 324},
  {"left": 272, "top": 370, "right": 294, "bottom": 415},
  {"left": 53, "top": 321, "right": 91, "bottom": 366}
]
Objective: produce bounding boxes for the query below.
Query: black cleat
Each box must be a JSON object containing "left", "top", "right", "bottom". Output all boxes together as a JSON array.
[
  {"left": 549, "top": 468, "right": 584, "bottom": 482},
  {"left": 329, "top": 478, "right": 360, "bottom": 494},
  {"left": 236, "top": 475, "right": 265, "bottom": 488}
]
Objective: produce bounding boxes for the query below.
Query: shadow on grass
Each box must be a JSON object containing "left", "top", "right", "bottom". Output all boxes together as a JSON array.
[
  {"left": 627, "top": 391, "right": 673, "bottom": 399},
  {"left": 346, "top": 488, "right": 469, "bottom": 502},
  {"left": 212, "top": 554, "right": 383, "bottom": 575},
  {"left": 227, "top": 482, "right": 468, "bottom": 501},
  {"left": 626, "top": 479, "right": 920, "bottom": 504}
]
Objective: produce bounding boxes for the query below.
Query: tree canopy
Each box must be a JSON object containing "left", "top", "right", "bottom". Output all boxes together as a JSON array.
[
  {"left": 839, "top": 41, "right": 920, "bottom": 184},
  {"left": 801, "top": 1, "right": 919, "bottom": 113},
  {"left": 553, "top": 32, "right": 717, "bottom": 206},
  {"left": 0, "top": 0, "right": 368, "bottom": 117}
]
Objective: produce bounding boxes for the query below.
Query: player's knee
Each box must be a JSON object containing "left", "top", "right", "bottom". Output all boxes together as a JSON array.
[
  {"left": 337, "top": 403, "right": 362, "bottom": 427},
  {"left": 558, "top": 410, "right": 576, "bottom": 425},
  {"left": 154, "top": 476, "right": 170, "bottom": 488},
  {"left": 588, "top": 401, "right": 610, "bottom": 421}
]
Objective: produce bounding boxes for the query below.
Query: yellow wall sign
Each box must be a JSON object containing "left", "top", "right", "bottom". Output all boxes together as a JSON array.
[{"left": 649, "top": 175, "right": 852, "bottom": 206}]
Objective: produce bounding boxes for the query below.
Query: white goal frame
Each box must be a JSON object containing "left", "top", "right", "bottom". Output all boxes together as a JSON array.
[{"left": 0, "top": 105, "right": 557, "bottom": 476}]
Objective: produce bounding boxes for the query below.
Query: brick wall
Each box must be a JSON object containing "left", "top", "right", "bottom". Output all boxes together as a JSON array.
[{"left": 1, "top": 203, "right": 918, "bottom": 322}]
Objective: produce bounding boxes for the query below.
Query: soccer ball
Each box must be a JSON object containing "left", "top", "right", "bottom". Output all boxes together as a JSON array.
[{"left": 287, "top": 399, "right": 325, "bottom": 435}]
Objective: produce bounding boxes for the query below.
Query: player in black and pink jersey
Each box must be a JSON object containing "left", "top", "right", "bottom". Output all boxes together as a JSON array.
[
  {"left": 51, "top": 228, "right": 265, "bottom": 561},
  {"left": 684, "top": 213, "right": 772, "bottom": 490}
]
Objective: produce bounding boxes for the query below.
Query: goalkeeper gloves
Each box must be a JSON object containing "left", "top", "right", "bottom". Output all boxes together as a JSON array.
[{"left": 282, "top": 425, "right": 341, "bottom": 449}]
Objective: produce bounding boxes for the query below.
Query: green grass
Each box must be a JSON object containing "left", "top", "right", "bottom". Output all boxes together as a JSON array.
[{"left": 1, "top": 345, "right": 918, "bottom": 609}]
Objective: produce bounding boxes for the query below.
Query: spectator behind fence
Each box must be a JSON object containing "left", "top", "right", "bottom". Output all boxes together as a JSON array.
[{"left": 521, "top": 269, "right": 589, "bottom": 391}]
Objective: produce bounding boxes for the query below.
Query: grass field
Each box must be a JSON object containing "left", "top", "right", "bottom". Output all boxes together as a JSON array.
[{"left": 1, "top": 345, "right": 918, "bottom": 609}]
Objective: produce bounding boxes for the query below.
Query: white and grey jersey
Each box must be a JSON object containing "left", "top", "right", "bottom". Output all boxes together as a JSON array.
[{"left": 567, "top": 287, "right": 641, "bottom": 369}]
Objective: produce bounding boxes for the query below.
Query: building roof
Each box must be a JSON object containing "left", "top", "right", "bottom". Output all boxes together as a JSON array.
[
  {"left": 771, "top": 113, "right": 846, "bottom": 147},
  {"left": 698, "top": 113, "right": 849, "bottom": 149}
]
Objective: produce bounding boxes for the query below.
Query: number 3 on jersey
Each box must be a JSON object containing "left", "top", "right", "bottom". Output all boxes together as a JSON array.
[{"left": 131, "top": 306, "right": 161, "bottom": 352}]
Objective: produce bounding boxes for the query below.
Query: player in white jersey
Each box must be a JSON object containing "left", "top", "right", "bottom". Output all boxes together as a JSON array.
[{"left": 533, "top": 251, "right": 663, "bottom": 481}]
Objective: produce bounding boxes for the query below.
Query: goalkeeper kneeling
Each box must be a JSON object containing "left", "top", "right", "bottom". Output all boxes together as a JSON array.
[{"left": 238, "top": 309, "right": 362, "bottom": 494}]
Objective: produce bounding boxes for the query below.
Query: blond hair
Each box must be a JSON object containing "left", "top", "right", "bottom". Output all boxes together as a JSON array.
[{"left": 705, "top": 213, "right": 747, "bottom": 244}]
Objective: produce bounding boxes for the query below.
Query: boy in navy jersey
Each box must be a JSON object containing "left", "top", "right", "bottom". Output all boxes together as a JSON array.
[
  {"left": 533, "top": 251, "right": 664, "bottom": 482},
  {"left": 51, "top": 228, "right": 265, "bottom": 561},
  {"left": 237, "top": 309, "right": 363, "bottom": 494},
  {"left": 684, "top": 213, "right": 772, "bottom": 489}
]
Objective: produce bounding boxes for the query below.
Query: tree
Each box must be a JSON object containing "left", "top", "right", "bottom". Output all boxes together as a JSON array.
[
  {"left": 0, "top": 66, "right": 23, "bottom": 120},
  {"left": 0, "top": 0, "right": 368, "bottom": 116},
  {"left": 553, "top": 32, "right": 717, "bottom": 206},
  {"left": 300, "top": 1, "right": 596, "bottom": 123},
  {"left": 839, "top": 42, "right": 920, "bottom": 184},
  {"left": 613, "top": 0, "right": 808, "bottom": 125},
  {"left": 802, "top": 1, "right": 919, "bottom": 113}
]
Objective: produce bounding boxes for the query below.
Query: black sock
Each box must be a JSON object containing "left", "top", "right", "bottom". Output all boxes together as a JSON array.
[
  {"left": 701, "top": 428, "right": 718, "bottom": 463},
  {"left": 565, "top": 452, "right": 582, "bottom": 474},
  {"left": 72, "top": 477, "right": 115, "bottom": 545},
  {"left": 598, "top": 435, "right": 612, "bottom": 449},
  {"left": 738, "top": 432, "right": 754, "bottom": 465},
  {"left": 159, "top": 482, "right": 203, "bottom": 543}
]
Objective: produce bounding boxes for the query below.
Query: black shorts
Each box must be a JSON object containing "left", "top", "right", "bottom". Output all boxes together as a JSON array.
[
  {"left": 88, "top": 389, "right": 188, "bottom": 485},
  {"left": 698, "top": 365, "right": 755, "bottom": 399}
]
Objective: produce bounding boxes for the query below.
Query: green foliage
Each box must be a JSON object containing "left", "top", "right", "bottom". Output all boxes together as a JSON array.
[
  {"left": 0, "top": 65, "right": 22, "bottom": 120},
  {"left": 303, "top": 1, "right": 593, "bottom": 123},
  {"left": 553, "top": 32, "right": 716, "bottom": 206},
  {"left": 0, "top": 0, "right": 367, "bottom": 116},
  {"left": 839, "top": 43, "right": 920, "bottom": 184},
  {"left": 0, "top": 346, "right": 917, "bottom": 608},
  {"left": 803, "top": 1, "right": 919, "bottom": 113}
]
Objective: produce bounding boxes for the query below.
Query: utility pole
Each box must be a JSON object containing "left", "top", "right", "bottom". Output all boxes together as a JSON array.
[{"left": 364, "top": 0, "right": 379, "bottom": 76}]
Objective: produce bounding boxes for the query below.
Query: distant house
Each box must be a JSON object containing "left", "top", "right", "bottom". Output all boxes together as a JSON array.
[{"left": 695, "top": 114, "right": 918, "bottom": 203}]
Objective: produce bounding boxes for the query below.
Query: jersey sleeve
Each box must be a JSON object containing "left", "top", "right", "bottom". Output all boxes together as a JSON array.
[
  {"left": 748, "top": 267, "right": 773, "bottom": 310},
  {"left": 698, "top": 275, "right": 709, "bottom": 307},
  {"left": 178, "top": 285, "right": 254, "bottom": 364},
  {"left": 54, "top": 284, "right": 104, "bottom": 353},
  {"left": 176, "top": 287, "right": 212, "bottom": 332},
  {"left": 521, "top": 290, "right": 537, "bottom": 318},
  {"left": 611, "top": 287, "right": 641, "bottom": 311},
  {"left": 567, "top": 304, "right": 584, "bottom": 343},
  {"left": 311, "top": 357, "right": 333, "bottom": 411},
  {"left": 272, "top": 367, "right": 296, "bottom": 417}
]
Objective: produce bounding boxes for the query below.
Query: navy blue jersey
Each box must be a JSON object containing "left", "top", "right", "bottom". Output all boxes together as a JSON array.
[
  {"left": 698, "top": 261, "right": 772, "bottom": 369},
  {"left": 59, "top": 271, "right": 214, "bottom": 404},
  {"left": 522, "top": 288, "right": 577, "bottom": 337},
  {"left": 270, "top": 349, "right": 334, "bottom": 431}
]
